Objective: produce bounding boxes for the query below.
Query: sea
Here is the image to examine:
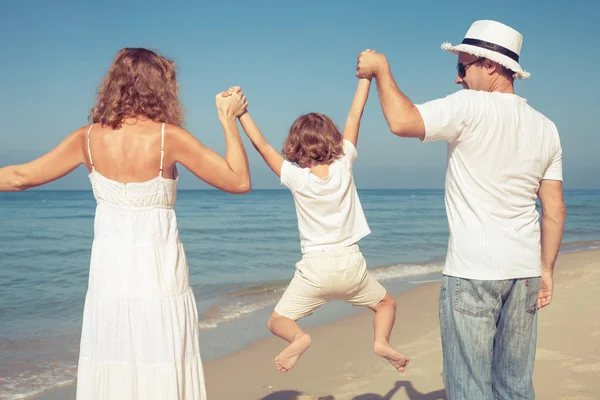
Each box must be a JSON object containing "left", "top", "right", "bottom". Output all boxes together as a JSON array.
[{"left": 1, "top": 188, "right": 599, "bottom": 399}]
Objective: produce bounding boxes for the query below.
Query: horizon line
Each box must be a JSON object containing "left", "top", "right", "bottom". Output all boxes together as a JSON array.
[{"left": 6, "top": 187, "right": 599, "bottom": 193}]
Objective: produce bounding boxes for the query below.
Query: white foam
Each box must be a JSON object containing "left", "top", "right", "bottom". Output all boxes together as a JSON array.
[
  {"left": 409, "top": 279, "right": 441, "bottom": 284},
  {"left": 197, "top": 262, "right": 443, "bottom": 330},
  {"left": 561, "top": 244, "right": 599, "bottom": 253},
  {"left": 198, "top": 298, "right": 279, "bottom": 330},
  {"left": 1, "top": 372, "right": 75, "bottom": 400},
  {"left": 370, "top": 262, "right": 444, "bottom": 281}
]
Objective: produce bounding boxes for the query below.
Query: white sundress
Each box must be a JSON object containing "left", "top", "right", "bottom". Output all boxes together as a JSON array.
[{"left": 76, "top": 123, "right": 207, "bottom": 399}]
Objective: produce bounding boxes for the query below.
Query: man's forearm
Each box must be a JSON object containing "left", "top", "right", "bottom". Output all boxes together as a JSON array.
[
  {"left": 375, "top": 66, "right": 425, "bottom": 139},
  {"left": 540, "top": 206, "right": 566, "bottom": 275}
]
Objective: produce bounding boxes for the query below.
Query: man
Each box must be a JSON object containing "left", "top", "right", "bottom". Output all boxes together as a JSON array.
[{"left": 356, "top": 20, "right": 566, "bottom": 399}]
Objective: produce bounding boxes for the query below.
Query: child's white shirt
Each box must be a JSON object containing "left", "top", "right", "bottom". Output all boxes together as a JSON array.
[{"left": 280, "top": 140, "right": 371, "bottom": 253}]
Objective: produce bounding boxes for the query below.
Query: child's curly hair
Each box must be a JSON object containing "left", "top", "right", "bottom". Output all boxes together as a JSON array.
[
  {"left": 282, "top": 113, "right": 344, "bottom": 168},
  {"left": 90, "top": 48, "right": 183, "bottom": 129}
]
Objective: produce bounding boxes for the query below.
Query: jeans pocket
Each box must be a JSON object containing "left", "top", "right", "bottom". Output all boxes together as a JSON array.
[
  {"left": 525, "top": 277, "right": 541, "bottom": 315},
  {"left": 453, "top": 278, "right": 501, "bottom": 317},
  {"left": 439, "top": 275, "right": 448, "bottom": 302}
]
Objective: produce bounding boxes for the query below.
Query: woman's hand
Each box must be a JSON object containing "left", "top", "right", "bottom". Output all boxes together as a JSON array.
[{"left": 216, "top": 86, "right": 248, "bottom": 118}]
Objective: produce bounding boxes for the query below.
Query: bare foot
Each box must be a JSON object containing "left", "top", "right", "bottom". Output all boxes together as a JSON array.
[
  {"left": 275, "top": 333, "right": 312, "bottom": 373},
  {"left": 374, "top": 340, "right": 410, "bottom": 372}
]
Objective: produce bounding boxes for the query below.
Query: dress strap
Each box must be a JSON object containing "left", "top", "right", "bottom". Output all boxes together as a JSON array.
[
  {"left": 159, "top": 123, "right": 165, "bottom": 177},
  {"left": 87, "top": 124, "right": 95, "bottom": 172}
]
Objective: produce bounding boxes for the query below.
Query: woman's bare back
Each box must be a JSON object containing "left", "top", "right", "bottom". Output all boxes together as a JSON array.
[{"left": 86, "top": 119, "right": 177, "bottom": 183}]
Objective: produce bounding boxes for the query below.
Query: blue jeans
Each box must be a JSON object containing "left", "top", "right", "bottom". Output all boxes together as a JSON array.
[{"left": 439, "top": 275, "right": 541, "bottom": 400}]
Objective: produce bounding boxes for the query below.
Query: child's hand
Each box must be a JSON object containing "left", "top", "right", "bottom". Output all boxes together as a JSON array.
[{"left": 216, "top": 87, "right": 248, "bottom": 118}]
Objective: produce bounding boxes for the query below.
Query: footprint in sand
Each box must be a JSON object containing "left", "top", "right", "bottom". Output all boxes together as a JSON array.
[
  {"left": 571, "top": 362, "right": 600, "bottom": 373},
  {"left": 536, "top": 348, "right": 569, "bottom": 361},
  {"left": 565, "top": 379, "right": 585, "bottom": 390}
]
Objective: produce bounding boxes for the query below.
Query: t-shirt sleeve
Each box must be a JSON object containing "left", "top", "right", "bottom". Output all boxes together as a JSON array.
[
  {"left": 542, "top": 137, "right": 563, "bottom": 181},
  {"left": 415, "top": 90, "right": 475, "bottom": 143},
  {"left": 341, "top": 139, "right": 358, "bottom": 166},
  {"left": 280, "top": 160, "right": 309, "bottom": 191}
]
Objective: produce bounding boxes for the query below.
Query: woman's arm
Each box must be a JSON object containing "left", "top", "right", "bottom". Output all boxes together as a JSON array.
[
  {"left": 170, "top": 90, "right": 251, "bottom": 194},
  {"left": 0, "top": 127, "right": 87, "bottom": 192}
]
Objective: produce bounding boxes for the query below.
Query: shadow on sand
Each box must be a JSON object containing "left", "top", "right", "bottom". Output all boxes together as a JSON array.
[{"left": 259, "top": 380, "right": 447, "bottom": 400}]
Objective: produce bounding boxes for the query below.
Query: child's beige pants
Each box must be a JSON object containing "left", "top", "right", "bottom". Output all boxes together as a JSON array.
[{"left": 274, "top": 245, "right": 387, "bottom": 320}]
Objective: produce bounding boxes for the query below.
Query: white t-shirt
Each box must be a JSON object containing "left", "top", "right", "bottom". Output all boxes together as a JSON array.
[
  {"left": 280, "top": 139, "right": 371, "bottom": 253},
  {"left": 416, "top": 90, "right": 563, "bottom": 280}
]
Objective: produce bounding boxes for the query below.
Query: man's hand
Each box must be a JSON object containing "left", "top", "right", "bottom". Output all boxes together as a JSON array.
[
  {"left": 538, "top": 272, "right": 554, "bottom": 309},
  {"left": 356, "top": 49, "right": 388, "bottom": 79}
]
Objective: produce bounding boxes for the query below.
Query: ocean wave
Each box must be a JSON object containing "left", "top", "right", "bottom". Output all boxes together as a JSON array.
[
  {"left": 0, "top": 360, "right": 76, "bottom": 400},
  {"left": 369, "top": 262, "right": 444, "bottom": 281},
  {"left": 197, "top": 260, "right": 445, "bottom": 330},
  {"left": 197, "top": 239, "right": 600, "bottom": 331},
  {"left": 559, "top": 240, "right": 600, "bottom": 253},
  {"left": 37, "top": 214, "right": 94, "bottom": 220},
  {"left": 225, "top": 279, "right": 290, "bottom": 298},
  {"left": 198, "top": 297, "right": 280, "bottom": 329},
  {"left": 3, "top": 247, "right": 89, "bottom": 259}
]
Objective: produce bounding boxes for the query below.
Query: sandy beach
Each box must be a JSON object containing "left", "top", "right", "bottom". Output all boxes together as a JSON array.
[{"left": 32, "top": 247, "right": 600, "bottom": 400}]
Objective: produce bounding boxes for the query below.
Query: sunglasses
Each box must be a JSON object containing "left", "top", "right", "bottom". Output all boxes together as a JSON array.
[{"left": 457, "top": 58, "right": 484, "bottom": 78}]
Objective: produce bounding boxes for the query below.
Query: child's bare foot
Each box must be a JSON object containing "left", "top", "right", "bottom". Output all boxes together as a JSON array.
[
  {"left": 275, "top": 333, "right": 312, "bottom": 373},
  {"left": 374, "top": 340, "right": 410, "bottom": 372}
]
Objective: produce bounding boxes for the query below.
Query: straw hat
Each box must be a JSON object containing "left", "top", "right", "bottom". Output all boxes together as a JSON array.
[{"left": 442, "top": 20, "right": 530, "bottom": 79}]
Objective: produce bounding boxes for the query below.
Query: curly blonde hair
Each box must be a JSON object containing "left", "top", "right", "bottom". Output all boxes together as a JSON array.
[
  {"left": 282, "top": 113, "right": 344, "bottom": 168},
  {"left": 90, "top": 48, "right": 183, "bottom": 129}
]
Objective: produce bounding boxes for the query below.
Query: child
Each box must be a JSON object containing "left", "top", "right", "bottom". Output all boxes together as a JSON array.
[{"left": 236, "top": 79, "right": 409, "bottom": 373}]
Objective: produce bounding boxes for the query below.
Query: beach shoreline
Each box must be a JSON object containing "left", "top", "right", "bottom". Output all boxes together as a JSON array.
[{"left": 28, "top": 246, "right": 600, "bottom": 400}]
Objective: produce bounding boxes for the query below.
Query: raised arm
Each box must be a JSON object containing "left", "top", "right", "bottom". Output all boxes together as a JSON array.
[
  {"left": 342, "top": 78, "right": 371, "bottom": 147},
  {"left": 171, "top": 90, "right": 251, "bottom": 194},
  {"left": 356, "top": 50, "right": 425, "bottom": 140},
  {"left": 0, "top": 128, "right": 87, "bottom": 192},
  {"left": 238, "top": 112, "right": 285, "bottom": 177}
]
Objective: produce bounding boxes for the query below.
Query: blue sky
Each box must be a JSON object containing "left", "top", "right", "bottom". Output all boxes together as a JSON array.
[{"left": 1, "top": 0, "right": 598, "bottom": 189}]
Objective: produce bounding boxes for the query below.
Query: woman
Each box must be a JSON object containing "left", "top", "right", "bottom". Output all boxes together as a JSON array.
[{"left": 0, "top": 48, "right": 251, "bottom": 399}]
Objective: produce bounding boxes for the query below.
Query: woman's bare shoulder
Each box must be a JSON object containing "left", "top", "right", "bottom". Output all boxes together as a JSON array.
[
  {"left": 68, "top": 124, "right": 95, "bottom": 142},
  {"left": 164, "top": 123, "right": 197, "bottom": 146}
]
